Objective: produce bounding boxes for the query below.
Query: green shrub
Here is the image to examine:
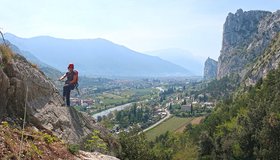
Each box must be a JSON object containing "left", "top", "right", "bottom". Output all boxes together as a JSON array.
[
  {"left": 68, "top": 144, "right": 80, "bottom": 155},
  {"left": 1, "top": 121, "right": 9, "bottom": 128},
  {"left": 29, "top": 143, "right": 43, "bottom": 156},
  {"left": 43, "top": 133, "right": 58, "bottom": 144}
]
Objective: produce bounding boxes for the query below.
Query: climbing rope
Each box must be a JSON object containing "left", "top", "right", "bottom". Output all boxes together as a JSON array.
[
  {"left": 0, "top": 30, "right": 27, "bottom": 158},
  {"left": 18, "top": 85, "right": 28, "bottom": 159}
]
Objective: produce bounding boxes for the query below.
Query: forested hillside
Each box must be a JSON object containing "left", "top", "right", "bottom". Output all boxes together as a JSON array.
[
  {"left": 195, "top": 63, "right": 280, "bottom": 159},
  {"left": 192, "top": 24, "right": 280, "bottom": 160}
]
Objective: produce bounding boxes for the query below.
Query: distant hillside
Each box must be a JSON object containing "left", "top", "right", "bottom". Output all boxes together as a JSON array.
[
  {"left": 145, "top": 48, "right": 204, "bottom": 76},
  {"left": 5, "top": 33, "right": 192, "bottom": 77},
  {"left": 196, "top": 55, "right": 280, "bottom": 159}
]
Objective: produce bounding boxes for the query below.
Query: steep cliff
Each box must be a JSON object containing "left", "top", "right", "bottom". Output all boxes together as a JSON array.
[
  {"left": 245, "top": 32, "right": 280, "bottom": 85},
  {"left": 217, "top": 9, "right": 280, "bottom": 80},
  {"left": 203, "top": 57, "right": 217, "bottom": 80},
  {"left": 0, "top": 44, "right": 114, "bottom": 147}
]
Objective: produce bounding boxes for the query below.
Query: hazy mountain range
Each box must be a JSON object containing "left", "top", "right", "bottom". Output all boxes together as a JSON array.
[
  {"left": 145, "top": 48, "right": 204, "bottom": 75},
  {"left": 4, "top": 33, "right": 192, "bottom": 77}
]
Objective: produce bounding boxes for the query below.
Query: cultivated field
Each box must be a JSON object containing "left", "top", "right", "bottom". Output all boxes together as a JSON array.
[{"left": 145, "top": 116, "right": 193, "bottom": 141}]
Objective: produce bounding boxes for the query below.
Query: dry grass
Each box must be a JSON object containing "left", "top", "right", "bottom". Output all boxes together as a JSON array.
[
  {"left": 0, "top": 44, "right": 14, "bottom": 64},
  {"left": 31, "top": 63, "right": 39, "bottom": 69}
]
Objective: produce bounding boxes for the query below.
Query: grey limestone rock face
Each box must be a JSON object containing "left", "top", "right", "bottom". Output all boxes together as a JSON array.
[
  {"left": 217, "top": 9, "right": 280, "bottom": 80},
  {"left": 244, "top": 33, "right": 280, "bottom": 86},
  {"left": 0, "top": 60, "right": 10, "bottom": 113},
  {"left": 204, "top": 57, "right": 218, "bottom": 80}
]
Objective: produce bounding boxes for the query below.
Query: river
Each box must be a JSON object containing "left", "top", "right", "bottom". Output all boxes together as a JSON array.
[{"left": 92, "top": 103, "right": 133, "bottom": 119}]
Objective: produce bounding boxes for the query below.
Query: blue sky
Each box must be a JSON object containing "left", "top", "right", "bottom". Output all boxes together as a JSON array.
[{"left": 0, "top": 0, "right": 279, "bottom": 60}]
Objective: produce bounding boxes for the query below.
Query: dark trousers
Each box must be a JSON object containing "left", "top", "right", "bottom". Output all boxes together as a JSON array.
[{"left": 63, "top": 84, "right": 75, "bottom": 106}]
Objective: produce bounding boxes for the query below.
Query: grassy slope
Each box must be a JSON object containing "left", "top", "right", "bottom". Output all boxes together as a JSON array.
[
  {"left": 145, "top": 116, "right": 193, "bottom": 141},
  {"left": 175, "top": 116, "right": 205, "bottom": 133}
]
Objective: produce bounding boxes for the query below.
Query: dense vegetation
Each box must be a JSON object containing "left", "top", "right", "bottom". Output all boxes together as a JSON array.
[
  {"left": 114, "top": 104, "right": 154, "bottom": 128},
  {"left": 190, "top": 73, "right": 240, "bottom": 101},
  {"left": 117, "top": 129, "right": 198, "bottom": 160}
]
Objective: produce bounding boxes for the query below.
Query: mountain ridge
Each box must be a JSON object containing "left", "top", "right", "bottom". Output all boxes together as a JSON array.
[{"left": 4, "top": 33, "right": 192, "bottom": 77}]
